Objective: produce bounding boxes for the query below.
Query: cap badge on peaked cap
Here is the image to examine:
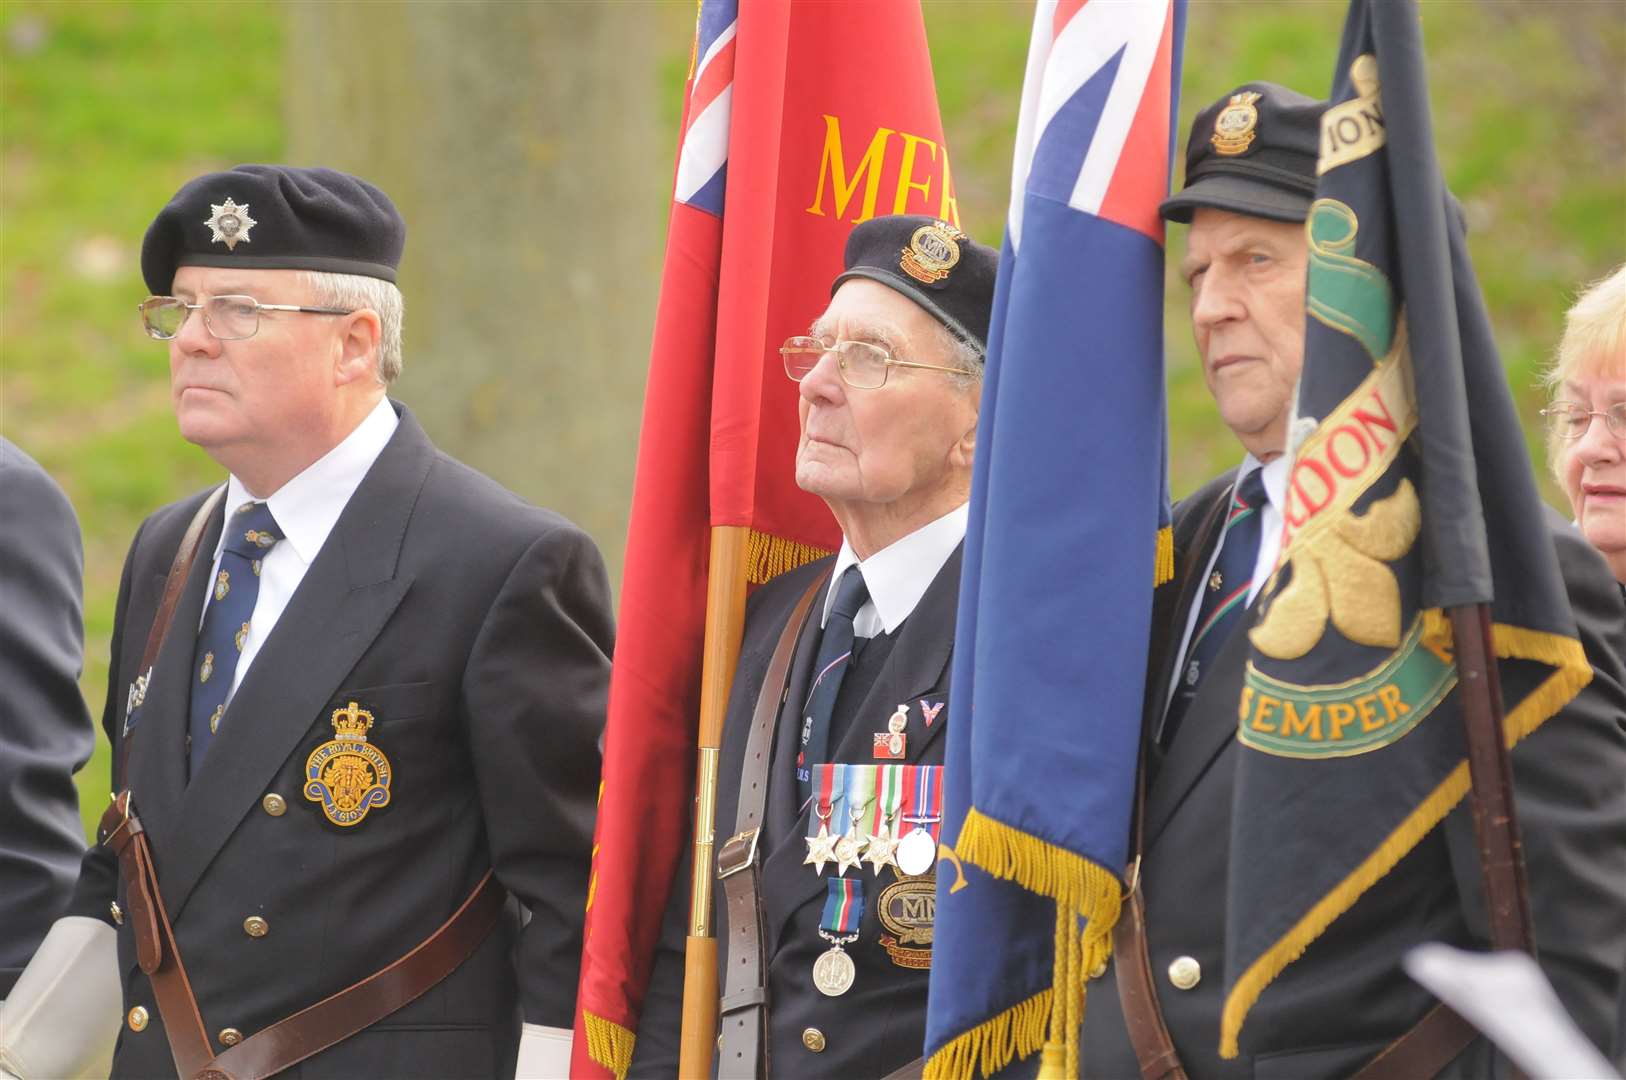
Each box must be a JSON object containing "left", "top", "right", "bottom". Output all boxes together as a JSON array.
[
  {"left": 899, "top": 220, "right": 965, "bottom": 285},
  {"left": 205, "top": 197, "right": 257, "bottom": 250},
  {"left": 1211, "top": 91, "right": 1263, "bottom": 157}
]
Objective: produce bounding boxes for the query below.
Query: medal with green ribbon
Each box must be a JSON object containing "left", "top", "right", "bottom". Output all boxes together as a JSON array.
[{"left": 813, "top": 876, "right": 865, "bottom": 997}]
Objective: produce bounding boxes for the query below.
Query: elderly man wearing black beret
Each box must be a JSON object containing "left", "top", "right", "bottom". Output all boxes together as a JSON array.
[
  {"left": 1079, "top": 84, "right": 1626, "bottom": 1079},
  {"left": 629, "top": 215, "right": 995, "bottom": 1079},
  {"left": 0, "top": 165, "right": 613, "bottom": 1080}
]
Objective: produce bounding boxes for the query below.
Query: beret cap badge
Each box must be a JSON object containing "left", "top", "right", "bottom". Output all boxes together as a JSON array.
[
  {"left": 899, "top": 221, "right": 965, "bottom": 285},
  {"left": 1211, "top": 91, "right": 1263, "bottom": 157},
  {"left": 205, "top": 197, "right": 257, "bottom": 250}
]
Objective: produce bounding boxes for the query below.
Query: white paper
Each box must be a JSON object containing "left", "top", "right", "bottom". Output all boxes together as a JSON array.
[{"left": 1403, "top": 943, "right": 1620, "bottom": 1080}]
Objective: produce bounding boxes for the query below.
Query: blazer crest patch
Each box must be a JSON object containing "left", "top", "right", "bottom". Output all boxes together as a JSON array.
[{"left": 304, "top": 701, "right": 393, "bottom": 827}]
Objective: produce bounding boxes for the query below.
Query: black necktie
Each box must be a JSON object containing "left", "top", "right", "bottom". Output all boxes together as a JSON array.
[
  {"left": 796, "top": 566, "right": 870, "bottom": 807},
  {"left": 1163, "top": 470, "right": 1268, "bottom": 746},
  {"left": 188, "top": 501, "right": 284, "bottom": 775}
]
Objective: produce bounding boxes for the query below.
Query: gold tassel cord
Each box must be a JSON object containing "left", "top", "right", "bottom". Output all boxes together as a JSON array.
[
  {"left": 923, "top": 989, "right": 1053, "bottom": 1080},
  {"left": 1155, "top": 525, "right": 1174, "bottom": 588},
  {"left": 1219, "top": 615, "right": 1592, "bottom": 1058},
  {"left": 584, "top": 1012, "right": 636, "bottom": 1080},
  {"left": 745, "top": 529, "right": 832, "bottom": 585},
  {"left": 1036, "top": 906, "right": 1072, "bottom": 1079}
]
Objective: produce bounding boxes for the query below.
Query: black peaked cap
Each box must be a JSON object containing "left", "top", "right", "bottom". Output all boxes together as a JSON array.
[
  {"left": 1160, "top": 82, "right": 1326, "bottom": 225},
  {"left": 142, "top": 165, "right": 404, "bottom": 293},
  {"left": 831, "top": 214, "right": 998, "bottom": 357}
]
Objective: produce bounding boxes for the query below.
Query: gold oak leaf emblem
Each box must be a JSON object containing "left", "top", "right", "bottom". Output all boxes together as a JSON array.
[{"left": 1250, "top": 478, "right": 1420, "bottom": 660}]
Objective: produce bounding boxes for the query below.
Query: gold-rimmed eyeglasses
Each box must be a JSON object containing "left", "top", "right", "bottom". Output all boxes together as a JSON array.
[
  {"left": 1540, "top": 401, "right": 1626, "bottom": 440},
  {"left": 779, "top": 335, "right": 975, "bottom": 390},
  {"left": 138, "top": 295, "right": 355, "bottom": 342}
]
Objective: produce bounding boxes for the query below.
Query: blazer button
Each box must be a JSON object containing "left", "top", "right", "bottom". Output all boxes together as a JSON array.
[
  {"left": 218, "top": 1027, "right": 244, "bottom": 1047},
  {"left": 1167, "top": 955, "right": 1201, "bottom": 990},
  {"left": 801, "top": 1027, "right": 826, "bottom": 1053},
  {"left": 110, "top": 900, "right": 124, "bottom": 926},
  {"left": 127, "top": 1006, "right": 149, "bottom": 1032},
  {"left": 243, "top": 915, "right": 270, "bottom": 938},
  {"left": 261, "top": 793, "right": 287, "bottom": 816}
]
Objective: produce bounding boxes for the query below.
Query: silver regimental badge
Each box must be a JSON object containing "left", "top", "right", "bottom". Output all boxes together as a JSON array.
[{"left": 205, "top": 197, "right": 257, "bottom": 250}]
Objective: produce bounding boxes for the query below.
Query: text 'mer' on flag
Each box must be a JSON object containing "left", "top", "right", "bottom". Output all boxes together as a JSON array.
[
  {"left": 573, "top": 3, "right": 959, "bottom": 1075},
  {"left": 925, "top": 2, "right": 1185, "bottom": 1077},
  {"left": 1220, "top": 0, "right": 1592, "bottom": 1058}
]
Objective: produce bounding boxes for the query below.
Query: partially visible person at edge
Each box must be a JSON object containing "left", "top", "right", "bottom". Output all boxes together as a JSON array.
[
  {"left": 1075, "top": 83, "right": 1626, "bottom": 1079},
  {"left": 0, "top": 440, "right": 96, "bottom": 1022},
  {"left": 0, "top": 165, "right": 612, "bottom": 1080},
  {"left": 630, "top": 214, "right": 996, "bottom": 1079},
  {"left": 1542, "top": 264, "right": 1626, "bottom": 596}
]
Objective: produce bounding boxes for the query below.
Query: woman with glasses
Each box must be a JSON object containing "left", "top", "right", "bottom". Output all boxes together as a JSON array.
[{"left": 1541, "top": 264, "right": 1626, "bottom": 592}]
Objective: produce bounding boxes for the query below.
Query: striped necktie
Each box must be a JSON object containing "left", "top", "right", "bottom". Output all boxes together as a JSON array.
[
  {"left": 796, "top": 566, "right": 870, "bottom": 808},
  {"left": 1163, "top": 469, "right": 1268, "bottom": 746},
  {"left": 188, "top": 501, "right": 284, "bottom": 775}
]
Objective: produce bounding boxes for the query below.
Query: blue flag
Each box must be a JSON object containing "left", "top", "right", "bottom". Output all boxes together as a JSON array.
[{"left": 925, "top": 3, "right": 1186, "bottom": 1077}]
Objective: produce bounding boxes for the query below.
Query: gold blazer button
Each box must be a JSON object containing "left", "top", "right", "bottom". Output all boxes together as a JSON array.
[
  {"left": 801, "top": 1027, "right": 826, "bottom": 1053},
  {"left": 261, "top": 793, "right": 287, "bottom": 816},
  {"left": 243, "top": 915, "right": 270, "bottom": 938},
  {"left": 127, "top": 1006, "right": 149, "bottom": 1032},
  {"left": 218, "top": 1027, "right": 244, "bottom": 1047}
]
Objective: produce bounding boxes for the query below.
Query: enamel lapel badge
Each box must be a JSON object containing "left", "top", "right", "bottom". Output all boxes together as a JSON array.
[{"left": 304, "top": 701, "right": 393, "bottom": 827}]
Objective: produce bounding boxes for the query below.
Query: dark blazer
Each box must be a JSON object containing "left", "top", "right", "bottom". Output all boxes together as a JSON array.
[
  {"left": 1081, "top": 474, "right": 1626, "bottom": 1079},
  {"left": 633, "top": 546, "right": 963, "bottom": 1078},
  {"left": 0, "top": 439, "right": 95, "bottom": 999},
  {"left": 64, "top": 405, "right": 614, "bottom": 1079}
]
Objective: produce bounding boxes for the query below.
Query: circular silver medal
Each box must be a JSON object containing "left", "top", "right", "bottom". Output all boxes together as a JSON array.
[
  {"left": 896, "top": 827, "right": 937, "bottom": 876},
  {"left": 888, "top": 707, "right": 908, "bottom": 734},
  {"left": 813, "top": 946, "right": 856, "bottom": 996}
]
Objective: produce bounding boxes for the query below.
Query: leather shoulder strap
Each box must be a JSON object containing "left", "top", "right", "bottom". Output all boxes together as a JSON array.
[
  {"left": 117, "top": 485, "right": 226, "bottom": 788},
  {"left": 716, "top": 572, "right": 826, "bottom": 1080}
]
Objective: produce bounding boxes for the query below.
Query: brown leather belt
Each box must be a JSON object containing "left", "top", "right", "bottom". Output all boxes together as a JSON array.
[
  {"left": 715, "top": 574, "right": 825, "bottom": 1079},
  {"left": 103, "top": 488, "right": 507, "bottom": 1078},
  {"left": 99, "top": 793, "right": 506, "bottom": 1080}
]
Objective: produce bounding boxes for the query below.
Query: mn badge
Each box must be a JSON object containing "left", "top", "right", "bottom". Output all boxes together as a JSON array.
[{"left": 304, "top": 701, "right": 392, "bottom": 827}]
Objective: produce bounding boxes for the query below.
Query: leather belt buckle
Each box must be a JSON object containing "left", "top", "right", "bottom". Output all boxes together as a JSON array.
[
  {"left": 716, "top": 827, "right": 761, "bottom": 879},
  {"left": 99, "top": 790, "right": 134, "bottom": 847}
]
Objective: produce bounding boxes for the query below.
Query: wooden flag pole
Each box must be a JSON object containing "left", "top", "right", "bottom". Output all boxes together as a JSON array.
[
  {"left": 1448, "top": 604, "right": 1536, "bottom": 955},
  {"left": 679, "top": 525, "right": 751, "bottom": 1078}
]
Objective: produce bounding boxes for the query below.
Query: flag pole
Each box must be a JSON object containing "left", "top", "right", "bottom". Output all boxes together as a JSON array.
[
  {"left": 680, "top": 524, "right": 750, "bottom": 1078},
  {"left": 1448, "top": 604, "right": 1536, "bottom": 954}
]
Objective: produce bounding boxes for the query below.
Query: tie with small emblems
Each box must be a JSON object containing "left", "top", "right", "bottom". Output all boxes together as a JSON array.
[
  {"left": 188, "top": 501, "right": 283, "bottom": 776},
  {"left": 796, "top": 566, "right": 871, "bottom": 808},
  {"left": 1162, "top": 469, "right": 1268, "bottom": 747}
]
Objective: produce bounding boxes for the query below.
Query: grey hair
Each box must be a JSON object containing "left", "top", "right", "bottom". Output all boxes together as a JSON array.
[
  {"left": 931, "top": 324, "right": 983, "bottom": 392},
  {"left": 300, "top": 271, "right": 405, "bottom": 385}
]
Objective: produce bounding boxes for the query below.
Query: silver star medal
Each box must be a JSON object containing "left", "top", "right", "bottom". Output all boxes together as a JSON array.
[{"left": 205, "top": 197, "right": 257, "bottom": 250}]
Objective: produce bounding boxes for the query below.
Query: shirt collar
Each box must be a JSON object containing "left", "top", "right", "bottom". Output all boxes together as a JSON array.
[
  {"left": 1238, "top": 451, "right": 1290, "bottom": 510},
  {"left": 218, "top": 397, "right": 400, "bottom": 565},
  {"left": 822, "top": 502, "right": 969, "bottom": 635}
]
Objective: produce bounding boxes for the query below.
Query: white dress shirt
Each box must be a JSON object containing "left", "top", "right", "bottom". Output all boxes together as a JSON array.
[
  {"left": 200, "top": 396, "right": 399, "bottom": 705},
  {"left": 1167, "top": 453, "right": 1290, "bottom": 711},
  {"left": 821, "top": 502, "right": 970, "bottom": 638}
]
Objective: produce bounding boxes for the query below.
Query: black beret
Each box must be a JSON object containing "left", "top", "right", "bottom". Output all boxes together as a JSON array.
[
  {"left": 1159, "top": 82, "right": 1325, "bottom": 225},
  {"left": 831, "top": 214, "right": 998, "bottom": 358},
  {"left": 141, "top": 165, "right": 404, "bottom": 294}
]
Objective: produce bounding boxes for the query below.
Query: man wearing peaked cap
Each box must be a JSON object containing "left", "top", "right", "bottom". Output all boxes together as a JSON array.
[
  {"left": 0, "top": 165, "right": 613, "bottom": 1079},
  {"left": 1078, "top": 83, "right": 1626, "bottom": 1078},
  {"left": 630, "top": 215, "right": 996, "bottom": 1079}
]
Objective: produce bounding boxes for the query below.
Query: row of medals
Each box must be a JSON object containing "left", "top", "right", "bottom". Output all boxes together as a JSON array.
[{"left": 805, "top": 752, "right": 940, "bottom": 998}]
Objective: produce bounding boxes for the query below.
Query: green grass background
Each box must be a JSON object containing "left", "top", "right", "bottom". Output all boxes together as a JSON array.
[{"left": 0, "top": 1, "right": 1619, "bottom": 840}]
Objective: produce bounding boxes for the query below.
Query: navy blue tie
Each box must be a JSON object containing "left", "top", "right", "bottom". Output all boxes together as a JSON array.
[
  {"left": 188, "top": 501, "right": 283, "bottom": 775},
  {"left": 1163, "top": 470, "right": 1268, "bottom": 746},
  {"left": 796, "top": 566, "right": 870, "bottom": 807}
]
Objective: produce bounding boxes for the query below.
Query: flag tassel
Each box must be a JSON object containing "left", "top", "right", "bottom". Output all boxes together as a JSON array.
[
  {"left": 745, "top": 528, "right": 831, "bottom": 585},
  {"left": 1155, "top": 525, "right": 1174, "bottom": 587},
  {"left": 584, "top": 1012, "right": 636, "bottom": 1079},
  {"left": 922, "top": 989, "right": 1053, "bottom": 1080}
]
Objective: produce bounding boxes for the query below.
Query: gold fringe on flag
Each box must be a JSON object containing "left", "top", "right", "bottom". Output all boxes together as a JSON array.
[
  {"left": 947, "top": 808, "right": 1125, "bottom": 1079},
  {"left": 1155, "top": 524, "right": 1174, "bottom": 588},
  {"left": 1219, "top": 611, "right": 1592, "bottom": 1058},
  {"left": 745, "top": 529, "right": 832, "bottom": 585},
  {"left": 922, "top": 988, "right": 1053, "bottom": 1080},
  {"left": 584, "top": 1011, "right": 636, "bottom": 1079}
]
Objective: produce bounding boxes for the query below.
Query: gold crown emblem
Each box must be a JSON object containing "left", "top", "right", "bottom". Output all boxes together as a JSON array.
[
  {"left": 1211, "top": 91, "right": 1263, "bottom": 157},
  {"left": 899, "top": 221, "right": 965, "bottom": 285},
  {"left": 329, "top": 701, "right": 374, "bottom": 740}
]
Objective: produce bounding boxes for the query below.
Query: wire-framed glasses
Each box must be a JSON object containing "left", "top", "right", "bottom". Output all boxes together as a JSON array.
[
  {"left": 1540, "top": 401, "right": 1626, "bottom": 440},
  {"left": 779, "top": 335, "right": 974, "bottom": 390},
  {"left": 138, "top": 295, "right": 355, "bottom": 342}
]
